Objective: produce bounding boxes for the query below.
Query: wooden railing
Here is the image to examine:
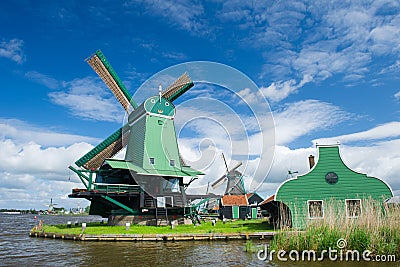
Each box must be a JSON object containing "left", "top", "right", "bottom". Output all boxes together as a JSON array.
[{"left": 93, "top": 183, "right": 142, "bottom": 193}]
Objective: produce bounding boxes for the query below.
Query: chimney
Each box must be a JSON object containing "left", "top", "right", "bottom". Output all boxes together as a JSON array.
[{"left": 308, "top": 155, "right": 315, "bottom": 169}]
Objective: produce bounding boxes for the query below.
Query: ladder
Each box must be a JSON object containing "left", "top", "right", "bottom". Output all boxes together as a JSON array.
[
  {"left": 144, "top": 195, "right": 155, "bottom": 208},
  {"left": 155, "top": 207, "right": 168, "bottom": 226}
]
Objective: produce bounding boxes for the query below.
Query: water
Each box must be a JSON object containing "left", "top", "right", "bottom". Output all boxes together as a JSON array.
[{"left": 0, "top": 214, "right": 397, "bottom": 266}]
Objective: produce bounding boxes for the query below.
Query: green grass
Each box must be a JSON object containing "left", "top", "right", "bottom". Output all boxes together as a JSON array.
[{"left": 32, "top": 219, "right": 274, "bottom": 235}]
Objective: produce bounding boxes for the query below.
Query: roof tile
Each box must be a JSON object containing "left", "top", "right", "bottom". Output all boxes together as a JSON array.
[{"left": 221, "top": 195, "right": 248, "bottom": 206}]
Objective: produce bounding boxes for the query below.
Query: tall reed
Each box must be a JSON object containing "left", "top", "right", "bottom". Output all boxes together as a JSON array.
[{"left": 270, "top": 198, "right": 400, "bottom": 256}]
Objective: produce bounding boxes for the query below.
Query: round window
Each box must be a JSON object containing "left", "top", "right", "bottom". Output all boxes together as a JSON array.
[{"left": 325, "top": 172, "right": 338, "bottom": 184}]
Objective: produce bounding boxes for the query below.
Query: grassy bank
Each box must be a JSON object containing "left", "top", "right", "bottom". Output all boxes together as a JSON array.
[
  {"left": 32, "top": 219, "right": 273, "bottom": 235},
  {"left": 270, "top": 199, "right": 400, "bottom": 257}
]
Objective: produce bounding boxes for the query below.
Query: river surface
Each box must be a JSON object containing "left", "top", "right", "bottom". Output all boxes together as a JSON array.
[{"left": 0, "top": 214, "right": 397, "bottom": 266}]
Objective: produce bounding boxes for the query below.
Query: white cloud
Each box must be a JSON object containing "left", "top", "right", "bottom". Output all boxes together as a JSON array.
[
  {"left": 314, "top": 121, "right": 400, "bottom": 145},
  {"left": 260, "top": 74, "right": 313, "bottom": 102},
  {"left": 0, "top": 119, "right": 95, "bottom": 176},
  {"left": 295, "top": 3, "right": 399, "bottom": 80},
  {"left": 369, "top": 25, "right": 400, "bottom": 55},
  {"left": 264, "top": 145, "right": 315, "bottom": 184},
  {"left": 0, "top": 172, "right": 36, "bottom": 190},
  {"left": 237, "top": 88, "right": 259, "bottom": 105},
  {"left": 0, "top": 38, "right": 25, "bottom": 64},
  {"left": 0, "top": 120, "right": 95, "bottom": 209},
  {"left": 175, "top": 105, "right": 259, "bottom": 165},
  {"left": 25, "top": 71, "right": 61, "bottom": 89},
  {"left": 23, "top": 70, "right": 127, "bottom": 123},
  {"left": 125, "top": 66, "right": 149, "bottom": 84},
  {"left": 273, "top": 100, "right": 350, "bottom": 145},
  {"left": 172, "top": 92, "right": 274, "bottom": 194},
  {"left": 380, "top": 60, "right": 400, "bottom": 74},
  {"left": 233, "top": 99, "right": 350, "bottom": 192},
  {"left": 177, "top": 97, "right": 399, "bottom": 197},
  {"left": 219, "top": 1, "right": 400, "bottom": 91},
  {"left": 261, "top": 80, "right": 298, "bottom": 103},
  {"left": 0, "top": 118, "right": 99, "bottom": 147},
  {"left": 49, "top": 77, "right": 125, "bottom": 122},
  {"left": 395, "top": 91, "right": 400, "bottom": 100},
  {"left": 125, "top": 0, "right": 206, "bottom": 34},
  {"left": 340, "top": 140, "right": 400, "bottom": 186},
  {"left": 0, "top": 139, "right": 91, "bottom": 177},
  {"left": 177, "top": 98, "right": 351, "bottom": 194},
  {"left": 162, "top": 51, "right": 187, "bottom": 60},
  {"left": 0, "top": 175, "right": 88, "bottom": 210}
]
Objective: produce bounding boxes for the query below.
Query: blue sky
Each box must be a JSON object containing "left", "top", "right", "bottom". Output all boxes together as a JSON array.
[{"left": 0, "top": 0, "right": 399, "bottom": 209}]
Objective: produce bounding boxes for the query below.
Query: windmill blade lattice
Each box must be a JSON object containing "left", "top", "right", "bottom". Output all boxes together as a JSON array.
[
  {"left": 211, "top": 154, "right": 246, "bottom": 195},
  {"left": 75, "top": 125, "right": 130, "bottom": 170},
  {"left": 230, "top": 162, "right": 242, "bottom": 172},
  {"left": 86, "top": 50, "right": 138, "bottom": 111},
  {"left": 211, "top": 174, "right": 227, "bottom": 189},
  {"left": 162, "top": 72, "right": 194, "bottom": 102},
  {"left": 225, "top": 170, "right": 246, "bottom": 195}
]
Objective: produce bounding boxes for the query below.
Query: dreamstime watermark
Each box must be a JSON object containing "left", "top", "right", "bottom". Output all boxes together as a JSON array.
[{"left": 257, "top": 238, "right": 396, "bottom": 262}]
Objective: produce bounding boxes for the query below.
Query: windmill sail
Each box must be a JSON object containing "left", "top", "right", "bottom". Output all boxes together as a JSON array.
[
  {"left": 162, "top": 73, "right": 194, "bottom": 102},
  {"left": 211, "top": 154, "right": 246, "bottom": 195},
  {"left": 225, "top": 170, "right": 246, "bottom": 195},
  {"left": 211, "top": 174, "right": 227, "bottom": 189},
  {"left": 86, "top": 50, "right": 138, "bottom": 111},
  {"left": 221, "top": 153, "right": 229, "bottom": 173},
  {"left": 75, "top": 125, "right": 130, "bottom": 170},
  {"left": 231, "top": 162, "right": 242, "bottom": 171}
]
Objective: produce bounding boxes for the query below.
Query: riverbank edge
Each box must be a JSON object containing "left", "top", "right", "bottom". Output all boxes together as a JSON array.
[{"left": 29, "top": 231, "right": 277, "bottom": 242}]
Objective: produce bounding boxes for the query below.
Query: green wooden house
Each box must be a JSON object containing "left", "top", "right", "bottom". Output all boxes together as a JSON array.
[{"left": 265, "top": 145, "right": 393, "bottom": 229}]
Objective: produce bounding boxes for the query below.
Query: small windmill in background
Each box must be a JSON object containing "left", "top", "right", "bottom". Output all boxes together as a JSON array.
[
  {"left": 211, "top": 153, "right": 246, "bottom": 195},
  {"left": 44, "top": 198, "right": 58, "bottom": 214}
]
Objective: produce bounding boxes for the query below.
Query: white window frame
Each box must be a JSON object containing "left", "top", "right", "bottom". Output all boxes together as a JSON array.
[
  {"left": 157, "top": 197, "right": 165, "bottom": 208},
  {"left": 345, "top": 199, "right": 362, "bottom": 218},
  {"left": 307, "top": 200, "right": 324, "bottom": 219},
  {"left": 165, "top": 196, "right": 174, "bottom": 207}
]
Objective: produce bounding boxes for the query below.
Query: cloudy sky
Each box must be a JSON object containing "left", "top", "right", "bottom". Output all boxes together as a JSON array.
[{"left": 0, "top": 0, "right": 399, "bottom": 209}]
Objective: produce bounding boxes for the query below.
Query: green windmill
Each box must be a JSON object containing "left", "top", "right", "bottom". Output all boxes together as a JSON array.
[{"left": 69, "top": 50, "right": 204, "bottom": 223}]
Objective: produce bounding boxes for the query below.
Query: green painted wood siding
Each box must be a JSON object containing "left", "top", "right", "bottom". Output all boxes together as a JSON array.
[
  {"left": 125, "top": 115, "right": 146, "bottom": 167},
  {"left": 142, "top": 115, "right": 181, "bottom": 172},
  {"left": 275, "top": 145, "right": 393, "bottom": 228},
  {"left": 124, "top": 96, "right": 201, "bottom": 178},
  {"left": 125, "top": 113, "right": 182, "bottom": 175},
  {"left": 251, "top": 207, "right": 257, "bottom": 219},
  {"left": 232, "top": 206, "right": 239, "bottom": 219}
]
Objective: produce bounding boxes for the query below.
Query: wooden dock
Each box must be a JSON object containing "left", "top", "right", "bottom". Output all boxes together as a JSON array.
[{"left": 29, "top": 231, "right": 276, "bottom": 242}]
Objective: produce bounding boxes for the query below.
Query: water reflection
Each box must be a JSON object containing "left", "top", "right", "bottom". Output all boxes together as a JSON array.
[{"left": 0, "top": 214, "right": 397, "bottom": 266}]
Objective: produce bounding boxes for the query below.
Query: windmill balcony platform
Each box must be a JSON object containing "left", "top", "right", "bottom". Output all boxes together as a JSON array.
[
  {"left": 93, "top": 183, "right": 142, "bottom": 194},
  {"left": 70, "top": 183, "right": 142, "bottom": 196}
]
